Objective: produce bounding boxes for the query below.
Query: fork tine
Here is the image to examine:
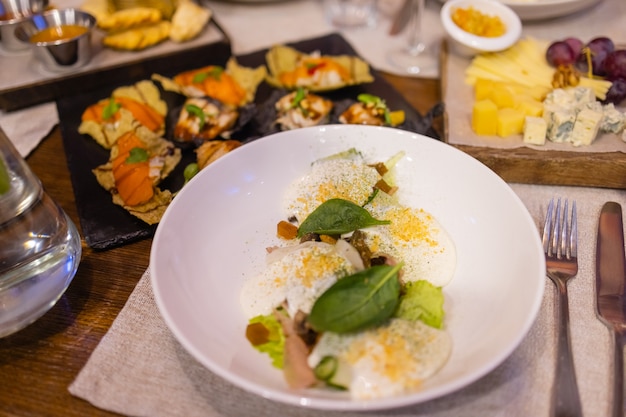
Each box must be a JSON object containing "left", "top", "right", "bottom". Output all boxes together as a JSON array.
[
  {"left": 542, "top": 198, "right": 554, "bottom": 254},
  {"left": 560, "top": 199, "right": 568, "bottom": 259},
  {"left": 570, "top": 200, "right": 577, "bottom": 259},
  {"left": 552, "top": 198, "right": 562, "bottom": 258}
]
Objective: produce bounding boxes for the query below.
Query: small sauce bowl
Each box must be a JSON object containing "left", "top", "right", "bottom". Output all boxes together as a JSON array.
[
  {"left": 15, "top": 8, "right": 96, "bottom": 72},
  {"left": 441, "top": 0, "right": 522, "bottom": 58},
  {"left": 0, "top": 0, "right": 49, "bottom": 52}
]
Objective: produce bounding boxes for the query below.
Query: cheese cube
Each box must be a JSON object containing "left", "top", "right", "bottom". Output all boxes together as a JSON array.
[
  {"left": 600, "top": 103, "right": 626, "bottom": 134},
  {"left": 516, "top": 96, "right": 543, "bottom": 117},
  {"left": 544, "top": 104, "right": 575, "bottom": 143},
  {"left": 544, "top": 89, "right": 572, "bottom": 107},
  {"left": 497, "top": 108, "right": 525, "bottom": 137},
  {"left": 489, "top": 86, "right": 515, "bottom": 109},
  {"left": 523, "top": 116, "right": 547, "bottom": 145},
  {"left": 528, "top": 86, "right": 550, "bottom": 101},
  {"left": 474, "top": 78, "right": 495, "bottom": 100},
  {"left": 472, "top": 99, "right": 498, "bottom": 135},
  {"left": 569, "top": 86, "right": 596, "bottom": 107},
  {"left": 570, "top": 108, "right": 603, "bottom": 146}
]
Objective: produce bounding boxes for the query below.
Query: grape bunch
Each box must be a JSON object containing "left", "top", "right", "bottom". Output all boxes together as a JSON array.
[{"left": 546, "top": 36, "right": 626, "bottom": 105}]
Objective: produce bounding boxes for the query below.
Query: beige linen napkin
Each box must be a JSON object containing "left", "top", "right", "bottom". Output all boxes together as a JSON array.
[
  {"left": 0, "top": 103, "right": 59, "bottom": 157},
  {"left": 70, "top": 183, "right": 621, "bottom": 417}
]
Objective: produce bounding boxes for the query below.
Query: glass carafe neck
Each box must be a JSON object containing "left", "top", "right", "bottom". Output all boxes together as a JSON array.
[{"left": 0, "top": 128, "right": 43, "bottom": 225}]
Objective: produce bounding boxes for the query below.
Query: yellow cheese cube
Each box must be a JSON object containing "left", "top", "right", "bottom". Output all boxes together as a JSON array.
[
  {"left": 474, "top": 78, "right": 495, "bottom": 100},
  {"left": 497, "top": 108, "right": 525, "bottom": 137},
  {"left": 489, "top": 86, "right": 515, "bottom": 109},
  {"left": 528, "top": 85, "right": 550, "bottom": 101},
  {"left": 516, "top": 97, "right": 543, "bottom": 117},
  {"left": 472, "top": 99, "right": 498, "bottom": 135}
]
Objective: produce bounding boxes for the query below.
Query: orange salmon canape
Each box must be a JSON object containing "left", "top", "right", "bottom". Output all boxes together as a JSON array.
[
  {"left": 82, "top": 96, "right": 165, "bottom": 133},
  {"left": 278, "top": 57, "right": 351, "bottom": 88},
  {"left": 173, "top": 65, "right": 247, "bottom": 107},
  {"left": 111, "top": 132, "right": 154, "bottom": 206}
]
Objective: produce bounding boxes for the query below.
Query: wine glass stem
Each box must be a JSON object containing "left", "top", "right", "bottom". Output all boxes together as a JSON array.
[{"left": 406, "top": 0, "right": 425, "bottom": 56}]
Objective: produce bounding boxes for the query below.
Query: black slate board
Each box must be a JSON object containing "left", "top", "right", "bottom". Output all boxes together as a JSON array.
[{"left": 57, "top": 33, "right": 442, "bottom": 250}]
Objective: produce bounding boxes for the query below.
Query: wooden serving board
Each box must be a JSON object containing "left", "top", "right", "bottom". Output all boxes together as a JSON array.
[
  {"left": 0, "top": 18, "right": 230, "bottom": 112},
  {"left": 440, "top": 41, "right": 626, "bottom": 190}
]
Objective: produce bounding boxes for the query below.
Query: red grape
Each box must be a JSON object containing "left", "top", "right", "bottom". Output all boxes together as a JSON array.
[
  {"left": 604, "top": 50, "right": 626, "bottom": 81},
  {"left": 546, "top": 41, "right": 576, "bottom": 67},
  {"left": 576, "top": 37, "right": 615, "bottom": 76},
  {"left": 602, "top": 77, "right": 626, "bottom": 105},
  {"left": 563, "top": 37, "right": 583, "bottom": 56}
]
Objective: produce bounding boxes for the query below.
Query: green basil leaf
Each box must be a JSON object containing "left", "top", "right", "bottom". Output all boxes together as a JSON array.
[
  {"left": 125, "top": 147, "right": 149, "bottom": 164},
  {"left": 308, "top": 263, "right": 403, "bottom": 333},
  {"left": 297, "top": 198, "right": 390, "bottom": 237},
  {"left": 102, "top": 99, "right": 121, "bottom": 120},
  {"left": 185, "top": 104, "right": 206, "bottom": 131}
]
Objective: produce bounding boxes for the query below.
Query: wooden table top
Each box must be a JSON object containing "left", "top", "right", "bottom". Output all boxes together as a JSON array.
[{"left": 0, "top": 74, "right": 440, "bottom": 417}]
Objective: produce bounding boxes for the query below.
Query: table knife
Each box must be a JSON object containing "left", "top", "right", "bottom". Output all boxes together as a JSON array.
[{"left": 596, "top": 201, "right": 626, "bottom": 417}]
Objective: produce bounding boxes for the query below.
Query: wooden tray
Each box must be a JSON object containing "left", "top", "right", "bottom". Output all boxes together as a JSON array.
[
  {"left": 440, "top": 40, "right": 626, "bottom": 190},
  {"left": 0, "top": 19, "right": 230, "bottom": 112},
  {"left": 57, "top": 33, "right": 443, "bottom": 250}
]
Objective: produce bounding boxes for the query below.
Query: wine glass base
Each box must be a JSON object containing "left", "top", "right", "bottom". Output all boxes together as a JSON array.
[{"left": 387, "top": 47, "right": 438, "bottom": 75}]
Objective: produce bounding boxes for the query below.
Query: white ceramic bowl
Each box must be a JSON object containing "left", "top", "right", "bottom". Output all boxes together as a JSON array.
[
  {"left": 150, "top": 125, "right": 545, "bottom": 411},
  {"left": 437, "top": 0, "right": 601, "bottom": 21},
  {"left": 441, "top": 0, "right": 522, "bottom": 57}
]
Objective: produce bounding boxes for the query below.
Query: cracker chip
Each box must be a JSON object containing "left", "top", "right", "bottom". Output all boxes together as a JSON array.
[
  {"left": 98, "top": 7, "right": 162, "bottom": 32},
  {"left": 169, "top": 0, "right": 211, "bottom": 42},
  {"left": 103, "top": 20, "right": 171, "bottom": 51},
  {"left": 112, "top": 80, "right": 167, "bottom": 116},
  {"left": 265, "top": 45, "right": 373, "bottom": 92},
  {"left": 152, "top": 58, "right": 267, "bottom": 107}
]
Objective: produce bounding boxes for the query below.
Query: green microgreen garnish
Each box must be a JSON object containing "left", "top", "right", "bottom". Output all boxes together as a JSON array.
[
  {"left": 125, "top": 147, "right": 149, "bottom": 164},
  {"left": 102, "top": 99, "right": 121, "bottom": 120},
  {"left": 290, "top": 87, "right": 306, "bottom": 109},
  {"left": 185, "top": 104, "right": 206, "bottom": 131},
  {"left": 192, "top": 66, "right": 224, "bottom": 83},
  {"left": 183, "top": 163, "right": 199, "bottom": 184},
  {"left": 357, "top": 93, "right": 392, "bottom": 125}
]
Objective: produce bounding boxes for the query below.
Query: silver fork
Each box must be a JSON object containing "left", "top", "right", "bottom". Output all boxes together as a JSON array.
[{"left": 542, "top": 198, "right": 583, "bottom": 417}]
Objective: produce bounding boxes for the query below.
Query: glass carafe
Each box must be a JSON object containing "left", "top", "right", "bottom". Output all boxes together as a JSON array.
[{"left": 0, "top": 128, "right": 82, "bottom": 338}]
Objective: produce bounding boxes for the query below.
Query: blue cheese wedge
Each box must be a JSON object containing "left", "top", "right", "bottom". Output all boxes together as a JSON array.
[
  {"left": 544, "top": 104, "right": 575, "bottom": 143},
  {"left": 570, "top": 108, "right": 603, "bottom": 146},
  {"left": 523, "top": 116, "right": 547, "bottom": 145},
  {"left": 569, "top": 86, "right": 596, "bottom": 107},
  {"left": 599, "top": 103, "right": 626, "bottom": 134}
]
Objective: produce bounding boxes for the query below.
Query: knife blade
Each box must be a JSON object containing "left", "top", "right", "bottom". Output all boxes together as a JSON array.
[{"left": 596, "top": 201, "right": 626, "bottom": 417}]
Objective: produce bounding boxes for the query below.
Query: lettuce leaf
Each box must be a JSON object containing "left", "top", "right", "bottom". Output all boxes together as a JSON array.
[
  {"left": 247, "top": 314, "right": 285, "bottom": 369},
  {"left": 394, "top": 280, "right": 445, "bottom": 329}
]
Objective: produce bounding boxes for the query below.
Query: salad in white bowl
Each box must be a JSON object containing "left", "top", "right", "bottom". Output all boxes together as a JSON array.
[{"left": 240, "top": 149, "right": 456, "bottom": 399}]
